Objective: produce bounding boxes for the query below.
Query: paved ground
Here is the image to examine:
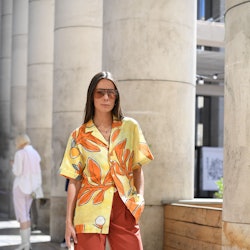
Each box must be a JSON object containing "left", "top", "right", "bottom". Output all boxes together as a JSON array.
[{"left": 0, "top": 219, "right": 65, "bottom": 250}]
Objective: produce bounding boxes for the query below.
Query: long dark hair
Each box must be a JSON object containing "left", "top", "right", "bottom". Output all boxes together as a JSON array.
[{"left": 84, "top": 71, "right": 124, "bottom": 123}]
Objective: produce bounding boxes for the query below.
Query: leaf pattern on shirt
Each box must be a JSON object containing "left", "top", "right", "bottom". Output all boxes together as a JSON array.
[
  {"left": 111, "top": 128, "right": 120, "bottom": 142},
  {"left": 110, "top": 139, "right": 146, "bottom": 221},
  {"left": 77, "top": 138, "right": 135, "bottom": 206},
  {"left": 112, "top": 120, "right": 122, "bottom": 128},
  {"left": 125, "top": 195, "right": 145, "bottom": 219},
  {"left": 110, "top": 120, "right": 122, "bottom": 142},
  {"left": 72, "top": 162, "right": 84, "bottom": 176},
  {"left": 110, "top": 139, "right": 134, "bottom": 196},
  {"left": 72, "top": 124, "right": 107, "bottom": 152},
  {"left": 77, "top": 158, "right": 113, "bottom": 206},
  {"left": 139, "top": 143, "right": 154, "bottom": 160}
]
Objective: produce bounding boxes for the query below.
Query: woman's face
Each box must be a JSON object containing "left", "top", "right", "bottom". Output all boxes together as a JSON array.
[{"left": 93, "top": 79, "right": 117, "bottom": 115}]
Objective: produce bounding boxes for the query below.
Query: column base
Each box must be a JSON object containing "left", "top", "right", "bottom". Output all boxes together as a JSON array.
[{"left": 222, "top": 221, "right": 250, "bottom": 249}]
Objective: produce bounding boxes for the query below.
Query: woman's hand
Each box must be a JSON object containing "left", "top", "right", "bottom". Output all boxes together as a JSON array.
[{"left": 65, "top": 221, "right": 77, "bottom": 248}]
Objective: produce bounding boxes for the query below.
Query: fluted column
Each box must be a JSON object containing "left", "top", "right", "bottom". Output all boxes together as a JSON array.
[
  {"left": 103, "top": 1, "right": 196, "bottom": 249},
  {"left": 51, "top": 0, "right": 102, "bottom": 241},
  {"left": 27, "top": 0, "right": 54, "bottom": 227},
  {"left": 11, "top": 0, "right": 28, "bottom": 136},
  {"left": 0, "top": 0, "right": 12, "bottom": 135},
  {"left": 223, "top": 1, "right": 250, "bottom": 249},
  {"left": 0, "top": 0, "right": 13, "bottom": 217}
]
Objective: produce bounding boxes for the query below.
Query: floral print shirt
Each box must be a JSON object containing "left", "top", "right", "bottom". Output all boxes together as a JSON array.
[{"left": 60, "top": 116, "right": 153, "bottom": 234}]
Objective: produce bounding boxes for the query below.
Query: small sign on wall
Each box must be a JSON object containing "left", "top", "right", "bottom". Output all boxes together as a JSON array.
[{"left": 201, "top": 147, "right": 223, "bottom": 191}]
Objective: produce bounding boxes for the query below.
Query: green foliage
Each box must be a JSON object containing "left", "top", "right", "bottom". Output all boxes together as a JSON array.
[{"left": 214, "top": 177, "right": 223, "bottom": 198}]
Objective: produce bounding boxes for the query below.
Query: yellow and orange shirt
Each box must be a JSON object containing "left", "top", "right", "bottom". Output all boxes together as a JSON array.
[{"left": 60, "top": 116, "right": 153, "bottom": 234}]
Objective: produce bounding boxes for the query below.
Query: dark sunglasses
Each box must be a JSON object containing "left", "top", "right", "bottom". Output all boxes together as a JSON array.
[{"left": 94, "top": 88, "right": 118, "bottom": 99}]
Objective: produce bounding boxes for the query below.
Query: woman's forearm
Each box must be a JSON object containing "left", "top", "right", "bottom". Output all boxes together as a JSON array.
[
  {"left": 133, "top": 166, "right": 144, "bottom": 196},
  {"left": 66, "top": 179, "right": 81, "bottom": 225},
  {"left": 65, "top": 178, "right": 81, "bottom": 247}
]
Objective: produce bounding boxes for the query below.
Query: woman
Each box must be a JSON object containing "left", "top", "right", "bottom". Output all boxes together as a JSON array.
[
  {"left": 12, "top": 134, "right": 42, "bottom": 250},
  {"left": 60, "top": 71, "right": 154, "bottom": 250}
]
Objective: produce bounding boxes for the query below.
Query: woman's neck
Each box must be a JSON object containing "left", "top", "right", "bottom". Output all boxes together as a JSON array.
[
  {"left": 93, "top": 113, "right": 113, "bottom": 142},
  {"left": 93, "top": 113, "right": 113, "bottom": 128}
]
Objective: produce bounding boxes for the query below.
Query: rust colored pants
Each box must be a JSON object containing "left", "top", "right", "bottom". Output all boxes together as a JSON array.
[{"left": 74, "top": 191, "right": 143, "bottom": 250}]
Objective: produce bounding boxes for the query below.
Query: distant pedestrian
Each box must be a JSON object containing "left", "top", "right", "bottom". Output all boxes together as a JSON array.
[{"left": 11, "top": 134, "right": 42, "bottom": 250}]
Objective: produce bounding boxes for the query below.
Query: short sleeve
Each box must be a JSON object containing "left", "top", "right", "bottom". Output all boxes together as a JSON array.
[
  {"left": 132, "top": 121, "right": 154, "bottom": 170},
  {"left": 59, "top": 131, "right": 85, "bottom": 180}
]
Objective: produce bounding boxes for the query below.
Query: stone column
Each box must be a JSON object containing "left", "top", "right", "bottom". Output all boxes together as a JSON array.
[
  {"left": 0, "top": 0, "right": 12, "bottom": 140},
  {"left": 0, "top": 0, "right": 13, "bottom": 217},
  {"left": 11, "top": 0, "right": 28, "bottom": 136},
  {"left": 27, "top": 0, "right": 54, "bottom": 228},
  {"left": 51, "top": 0, "right": 102, "bottom": 241},
  {"left": 6, "top": 0, "right": 28, "bottom": 221},
  {"left": 103, "top": 1, "right": 196, "bottom": 249},
  {"left": 223, "top": 1, "right": 250, "bottom": 249}
]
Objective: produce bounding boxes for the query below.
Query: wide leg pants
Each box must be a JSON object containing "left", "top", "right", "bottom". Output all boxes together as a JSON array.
[{"left": 74, "top": 191, "right": 143, "bottom": 250}]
